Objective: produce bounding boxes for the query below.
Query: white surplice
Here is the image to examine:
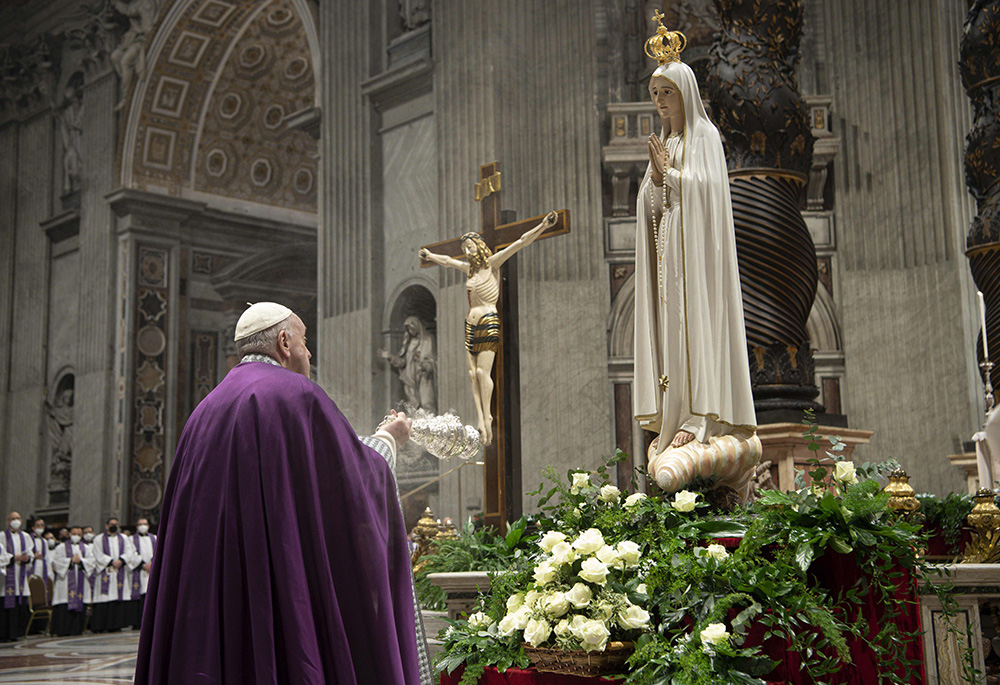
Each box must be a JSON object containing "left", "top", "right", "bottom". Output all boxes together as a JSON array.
[
  {"left": 29, "top": 535, "right": 51, "bottom": 584},
  {"left": 50, "top": 541, "right": 92, "bottom": 606},
  {"left": 0, "top": 530, "right": 32, "bottom": 599},
  {"left": 128, "top": 534, "right": 156, "bottom": 595},
  {"left": 634, "top": 59, "right": 756, "bottom": 452},
  {"left": 87, "top": 533, "right": 139, "bottom": 603}
]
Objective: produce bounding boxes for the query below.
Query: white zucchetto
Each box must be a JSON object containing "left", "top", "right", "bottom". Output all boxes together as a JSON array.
[{"left": 234, "top": 302, "right": 293, "bottom": 341}]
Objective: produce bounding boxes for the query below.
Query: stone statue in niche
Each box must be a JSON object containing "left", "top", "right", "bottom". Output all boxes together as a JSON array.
[
  {"left": 399, "top": 0, "right": 430, "bottom": 31},
  {"left": 45, "top": 379, "right": 74, "bottom": 495},
  {"left": 634, "top": 15, "right": 760, "bottom": 502},
  {"left": 110, "top": 0, "right": 160, "bottom": 111},
  {"left": 54, "top": 74, "right": 84, "bottom": 195},
  {"left": 380, "top": 315, "right": 437, "bottom": 414}
]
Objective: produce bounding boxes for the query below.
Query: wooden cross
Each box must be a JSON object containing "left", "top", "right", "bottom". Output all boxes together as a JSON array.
[{"left": 420, "top": 161, "right": 570, "bottom": 528}]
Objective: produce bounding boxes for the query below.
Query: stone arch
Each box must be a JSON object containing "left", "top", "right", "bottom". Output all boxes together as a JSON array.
[
  {"left": 806, "top": 285, "right": 842, "bottom": 352},
  {"left": 119, "top": 0, "right": 319, "bottom": 214},
  {"left": 608, "top": 272, "right": 636, "bottom": 359},
  {"left": 44, "top": 368, "right": 76, "bottom": 506}
]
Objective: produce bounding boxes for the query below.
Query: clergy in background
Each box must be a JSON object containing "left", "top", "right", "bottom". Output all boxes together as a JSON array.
[
  {"left": 135, "top": 302, "right": 421, "bottom": 684},
  {"left": 127, "top": 517, "right": 155, "bottom": 629},
  {"left": 0, "top": 512, "right": 31, "bottom": 641},
  {"left": 50, "top": 526, "right": 91, "bottom": 636},
  {"left": 87, "top": 517, "right": 140, "bottom": 632}
]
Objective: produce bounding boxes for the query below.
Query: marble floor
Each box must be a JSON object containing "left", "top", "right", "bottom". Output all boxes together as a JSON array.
[{"left": 0, "top": 632, "right": 138, "bottom": 684}]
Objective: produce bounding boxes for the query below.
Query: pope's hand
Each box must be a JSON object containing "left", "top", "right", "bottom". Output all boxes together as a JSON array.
[{"left": 382, "top": 411, "right": 412, "bottom": 449}]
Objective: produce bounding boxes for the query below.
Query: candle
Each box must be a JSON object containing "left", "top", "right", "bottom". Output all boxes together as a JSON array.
[{"left": 980, "top": 291, "right": 990, "bottom": 361}]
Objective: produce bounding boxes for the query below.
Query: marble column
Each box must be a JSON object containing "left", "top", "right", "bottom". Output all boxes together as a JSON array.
[
  {"left": 0, "top": 124, "right": 17, "bottom": 510},
  {"left": 71, "top": 71, "right": 120, "bottom": 525}
]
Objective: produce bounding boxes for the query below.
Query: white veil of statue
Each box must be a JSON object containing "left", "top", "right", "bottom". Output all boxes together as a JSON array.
[{"left": 633, "top": 57, "right": 757, "bottom": 454}]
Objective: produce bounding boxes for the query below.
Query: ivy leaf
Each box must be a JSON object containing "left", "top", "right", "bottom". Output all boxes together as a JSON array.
[
  {"left": 795, "top": 541, "right": 815, "bottom": 572},
  {"left": 693, "top": 519, "right": 748, "bottom": 537}
]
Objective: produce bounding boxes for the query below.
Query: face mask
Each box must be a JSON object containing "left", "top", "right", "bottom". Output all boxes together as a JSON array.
[
  {"left": 47, "top": 539, "right": 57, "bottom": 549},
  {"left": 34, "top": 527, "right": 44, "bottom": 537},
  {"left": 108, "top": 525, "right": 118, "bottom": 534},
  {"left": 137, "top": 525, "right": 149, "bottom": 534},
  {"left": 9, "top": 519, "right": 21, "bottom": 530},
  {"left": 70, "top": 535, "right": 81, "bottom": 544},
  {"left": 83, "top": 533, "right": 94, "bottom": 542}
]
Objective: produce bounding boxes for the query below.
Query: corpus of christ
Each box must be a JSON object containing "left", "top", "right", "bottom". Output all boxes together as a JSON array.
[{"left": 0, "top": 1, "right": 999, "bottom": 684}]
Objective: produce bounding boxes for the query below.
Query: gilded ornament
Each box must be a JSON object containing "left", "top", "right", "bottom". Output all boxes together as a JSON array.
[
  {"left": 410, "top": 506, "right": 441, "bottom": 570},
  {"left": 962, "top": 488, "right": 1000, "bottom": 564},
  {"left": 644, "top": 10, "right": 687, "bottom": 66},
  {"left": 884, "top": 468, "right": 922, "bottom": 523}
]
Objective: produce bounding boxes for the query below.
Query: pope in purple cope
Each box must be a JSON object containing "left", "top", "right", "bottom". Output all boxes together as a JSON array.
[{"left": 135, "top": 302, "right": 420, "bottom": 684}]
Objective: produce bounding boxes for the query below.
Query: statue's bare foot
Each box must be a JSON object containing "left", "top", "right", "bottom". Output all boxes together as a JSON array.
[
  {"left": 483, "top": 415, "right": 493, "bottom": 446},
  {"left": 669, "top": 430, "right": 695, "bottom": 448}
]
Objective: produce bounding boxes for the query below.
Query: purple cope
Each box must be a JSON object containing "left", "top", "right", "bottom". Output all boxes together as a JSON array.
[{"left": 134, "top": 361, "right": 420, "bottom": 684}]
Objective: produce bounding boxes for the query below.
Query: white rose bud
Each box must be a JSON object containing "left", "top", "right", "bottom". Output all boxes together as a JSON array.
[
  {"left": 617, "top": 604, "right": 651, "bottom": 630},
  {"left": 616, "top": 540, "right": 641, "bottom": 567},
  {"left": 571, "top": 471, "right": 591, "bottom": 494},
  {"left": 624, "top": 492, "right": 647, "bottom": 508},
  {"left": 700, "top": 622, "right": 730, "bottom": 647},
  {"left": 506, "top": 592, "right": 525, "bottom": 612},
  {"left": 834, "top": 460, "right": 859, "bottom": 485},
  {"left": 671, "top": 490, "right": 698, "bottom": 512},
  {"left": 596, "top": 544, "right": 621, "bottom": 567},
  {"left": 635, "top": 583, "right": 647, "bottom": 595},
  {"left": 541, "top": 592, "right": 571, "bottom": 619},
  {"left": 705, "top": 543, "right": 729, "bottom": 561},
  {"left": 565, "top": 582, "right": 593, "bottom": 608},
  {"left": 572, "top": 528, "right": 605, "bottom": 555},
  {"left": 550, "top": 541, "right": 577, "bottom": 567},
  {"left": 577, "top": 619, "right": 611, "bottom": 652},
  {"left": 599, "top": 484, "right": 621, "bottom": 503},
  {"left": 554, "top": 618, "right": 572, "bottom": 637},
  {"left": 524, "top": 617, "right": 552, "bottom": 647},
  {"left": 524, "top": 589, "right": 543, "bottom": 608},
  {"left": 538, "top": 530, "right": 567, "bottom": 553},
  {"left": 512, "top": 606, "right": 532, "bottom": 630},
  {"left": 533, "top": 561, "right": 558, "bottom": 586},
  {"left": 578, "top": 557, "right": 610, "bottom": 585}
]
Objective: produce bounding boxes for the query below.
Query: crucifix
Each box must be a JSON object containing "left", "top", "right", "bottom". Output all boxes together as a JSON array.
[{"left": 419, "top": 161, "right": 570, "bottom": 528}]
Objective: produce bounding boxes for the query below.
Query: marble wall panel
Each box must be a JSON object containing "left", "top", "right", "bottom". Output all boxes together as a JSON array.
[
  {"left": 46, "top": 250, "right": 80, "bottom": 384},
  {"left": 318, "top": 310, "right": 371, "bottom": 430},
  {"left": 0, "top": 125, "right": 16, "bottom": 507}
]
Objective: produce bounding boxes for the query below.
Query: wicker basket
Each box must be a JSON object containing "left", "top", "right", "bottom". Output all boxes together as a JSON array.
[{"left": 521, "top": 640, "right": 633, "bottom": 677}]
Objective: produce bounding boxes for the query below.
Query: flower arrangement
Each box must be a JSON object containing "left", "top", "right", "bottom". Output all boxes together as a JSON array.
[{"left": 437, "top": 413, "right": 980, "bottom": 685}]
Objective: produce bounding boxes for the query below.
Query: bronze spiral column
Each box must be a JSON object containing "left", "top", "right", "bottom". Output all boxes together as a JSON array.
[
  {"left": 962, "top": 1, "right": 1000, "bottom": 393},
  {"left": 707, "top": 0, "right": 820, "bottom": 413}
]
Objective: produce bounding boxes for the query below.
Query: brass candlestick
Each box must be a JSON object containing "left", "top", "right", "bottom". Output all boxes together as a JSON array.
[{"left": 963, "top": 488, "right": 1000, "bottom": 564}]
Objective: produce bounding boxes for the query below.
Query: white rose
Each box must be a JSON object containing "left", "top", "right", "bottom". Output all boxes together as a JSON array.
[
  {"left": 671, "top": 490, "right": 698, "bottom": 512},
  {"left": 541, "top": 592, "right": 571, "bottom": 618},
  {"left": 577, "top": 619, "right": 611, "bottom": 652},
  {"left": 523, "top": 617, "right": 552, "bottom": 647},
  {"left": 616, "top": 540, "right": 641, "bottom": 567},
  {"left": 550, "top": 541, "right": 577, "bottom": 567},
  {"left": 571, "top": 472, "right": 591, "bottom": 493},
  {"left": 635, "top": 583, "right": 647, "bottom": 595},
  {"left": 596, "top": 544, "right": 621, "bottom": 567},
  {"left": 578, "top": 557, "right": 610, "bottom": 585},
  {"left": 565, "top": 582, "right": 593, "bottom": 608},
  {"left": 524, "top": 590, "right": 543, "bottom": 608},
  {"left": 554, "top": 618, "right": 572, "bottom": 637},
  {"left": 700, "top": 622, "right": 730, "bottom": 646},
  {"left": 834, "top": 460, "right": 858, "bottom": 485},
  {"left": 467, "top": 611, "right": 493, "bottom": 630},
  {"left": 599, "top": 484, "right": 621, "bottom": 503},
  {"left": 506, "top": 592, "right": 525, "bottom": 612},
  {"left": 538, "top": 530, "right": 567, "bottom": 553},
  {"left": 705, "top": 544, "right": 729, "bottom": 561},
  {"left": 511, "top": 606, "right": 532, "bottom": 630},
  {"left": 624, "top": 492, "right": 647, "bottom": 507},
  {"left": 533, "top": 561, "right": 558, "bottom": 586},
  {"left": 617, "top": 604, "right": 651, "bottom": 630},
  {"left": 498, "top": 612, "right": 520, "bottom": 636},
  {"left": 572, "top": 528, "right": 605, "bottom": 555}
]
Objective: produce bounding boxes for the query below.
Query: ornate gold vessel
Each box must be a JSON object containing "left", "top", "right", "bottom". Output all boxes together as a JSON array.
[
  {"left": 884, "top": 468, "right": 922, "bottom": 523},
  {"left": 963, "top": 489, "right": 1000, "bottom": 564}
]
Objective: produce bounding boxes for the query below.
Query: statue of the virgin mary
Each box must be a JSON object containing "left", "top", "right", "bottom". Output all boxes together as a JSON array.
[{"left": 634, "top": 14, "right": 760, "bottom": 498}]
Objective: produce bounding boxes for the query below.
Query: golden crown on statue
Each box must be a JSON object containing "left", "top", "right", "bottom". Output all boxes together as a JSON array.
[{"left": 644, "top": 10, "right": 687, "bottom": 65}]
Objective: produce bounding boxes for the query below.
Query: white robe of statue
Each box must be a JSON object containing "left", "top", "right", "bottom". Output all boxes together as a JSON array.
[{"left": 633, "top": 59, "right": 756, "bottom": 456}]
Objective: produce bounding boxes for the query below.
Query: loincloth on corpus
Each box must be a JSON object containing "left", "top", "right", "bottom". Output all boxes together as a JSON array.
[{"left": 465, "top": 313, "right": 500, "bottom": 355}]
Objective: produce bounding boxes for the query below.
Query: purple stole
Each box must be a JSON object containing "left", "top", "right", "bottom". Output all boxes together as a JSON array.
[
  {"left": 4, "top": 530, "right": 28, "bottom": 608},
  {"left": 65, "top": 540, "right": 86, "bottom": 612},
  {"left": 100, "top": 534, "right": 126, "bottom": 600},
  {"left": 130, "top": 533, "right": 156, "bottom": 599}
]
